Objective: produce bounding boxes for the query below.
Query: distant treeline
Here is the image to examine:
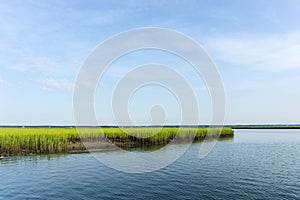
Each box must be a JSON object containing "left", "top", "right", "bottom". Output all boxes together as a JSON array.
[
  {"left": 0, "top": 125, "right": 299, "bottom": 129},
  {"left": 228, "top": 125, "right": 300, "bottom": 129}
]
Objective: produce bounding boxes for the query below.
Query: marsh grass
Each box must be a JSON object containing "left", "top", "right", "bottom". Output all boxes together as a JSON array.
[{"left": 0, "top": 127, "right": 233, "bottom": 156}]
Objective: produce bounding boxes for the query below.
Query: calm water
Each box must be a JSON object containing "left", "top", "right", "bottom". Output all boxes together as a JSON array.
[{"left": 1, "top": 129, "right": 300, "bottom": 199}]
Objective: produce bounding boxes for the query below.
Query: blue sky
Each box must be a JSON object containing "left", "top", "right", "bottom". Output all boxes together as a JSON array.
[{"left": 1, "top": 0, "right": 300, "bottom": 125}]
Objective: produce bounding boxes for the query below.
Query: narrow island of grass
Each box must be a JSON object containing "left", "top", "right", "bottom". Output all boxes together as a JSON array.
[{"left": 0, "top": 127, "right": 234, "bottom": 156}]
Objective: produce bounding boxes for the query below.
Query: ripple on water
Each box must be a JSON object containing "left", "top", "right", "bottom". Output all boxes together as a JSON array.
[{"left": 1, "top": 130, "right": 300, "bottom": 199}]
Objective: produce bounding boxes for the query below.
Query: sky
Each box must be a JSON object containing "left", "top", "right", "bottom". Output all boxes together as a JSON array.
[{"left": 0, "top": 0, "right": 300, "bottom": 125}]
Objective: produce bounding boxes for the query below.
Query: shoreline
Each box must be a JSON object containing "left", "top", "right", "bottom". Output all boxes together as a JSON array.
[
  {"left": 0, "top": 134, "right": 234, "bottom": 159},
  {"left": 67, "top": 133, "right": 234, "bottom": 153}
]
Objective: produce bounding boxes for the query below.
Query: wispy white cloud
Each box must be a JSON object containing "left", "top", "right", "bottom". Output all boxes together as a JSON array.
[
  {"left": 11, "top": 56, "right": 58, "bottom": 72},
  {"left": 0, "top": 79, "right": 7, "bottom": 86},
  {"left": 227, "top": 75, "right": 300, "bottom": 93},
  {"left": 204, "top": 32, "right": 300, "bottom": 71},
  {"left": 38, "top": 78, "right": 74, "bottom": 91},
  {"left": 86, "top": 9, "right": 126, "bottom": 26},
  {"left": 9, "top": 56, "right": 79, "bottom": 76}
]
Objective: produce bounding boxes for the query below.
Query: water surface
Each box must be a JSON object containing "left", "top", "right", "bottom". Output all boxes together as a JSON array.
[{"left": 1, "top": 129, "right": 300, "bottom": 199}]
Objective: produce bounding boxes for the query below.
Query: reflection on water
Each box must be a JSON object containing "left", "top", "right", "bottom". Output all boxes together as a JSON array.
[{"left": 1, "top": 130, "right": 300, "bottom": 199}]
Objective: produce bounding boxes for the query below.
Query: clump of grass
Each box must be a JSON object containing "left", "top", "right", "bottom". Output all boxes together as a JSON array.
[
  {"left": 0, "top": 128, "right": 76, "bottom": 155},
  {"left": 0, "top": 127, "right": 233, "bottom": 156}
]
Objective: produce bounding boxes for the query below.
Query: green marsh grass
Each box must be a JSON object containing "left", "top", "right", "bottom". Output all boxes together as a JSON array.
[{"left": 0, "top": 127, "right": 233, "bottom": 156}]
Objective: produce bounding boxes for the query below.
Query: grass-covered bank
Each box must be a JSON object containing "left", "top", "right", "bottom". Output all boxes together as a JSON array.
[{"left": 0, "top": 127, "right": 234, "bottom": 156}]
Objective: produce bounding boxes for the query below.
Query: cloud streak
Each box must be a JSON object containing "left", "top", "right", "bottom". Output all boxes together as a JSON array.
[
  {"left": 205, "top": 32, "right": 300, "bottom": 71},
  {"left": 0, "top": 79, "right": 7, "bottom": 86},
  {"left": 38, "top": 78, "right": 74, "bottom": 91},
  {"left": 9, "top": 56, "right": 79, "bottom": 76}
]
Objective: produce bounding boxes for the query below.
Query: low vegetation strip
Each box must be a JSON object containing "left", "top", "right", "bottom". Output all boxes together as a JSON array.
[{"left": 0, "top": 127, "right": 234, "bottom": 156}]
